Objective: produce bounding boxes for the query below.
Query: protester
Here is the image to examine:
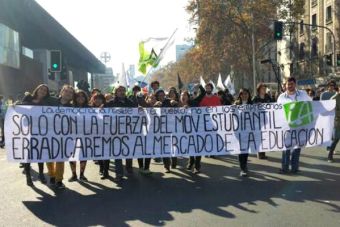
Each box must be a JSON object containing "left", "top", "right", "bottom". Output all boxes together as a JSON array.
[
  {"left": 68, "top": 90, "right": 89, "bottom": 182},
  {"left": 105, "top": 93, "right": 114, "bottom": 103},
  {"left": 167, "top": 87, "right": 180, "bottom": 104},
  {"left": 313, "top": 89, "right": 322, "bottom": 101},
  {"left": 0, "top": 95, "right": 5, "bottom": 148},
  {"left": 199, "top": 83, "right": 222, "bottom": 107},
  {"left": 46, "top": 84, "right": 75, "bottom": 189},
  {"left": 154, "top": 89, "right": 177, "bottom": 172},
  {"left": 234, "top": 88, "right": 253, "bottom": 177},
  {"left": 106, "top": 85, "right": 136, "bottom": 181},
  {"left": 19, "top": 84, "right": 55, "bottom": 186},
  {"left": 199, "top": 83, "right": 221, "bottom": 158},
  {"left": 307, "top": 89, "right": 315, "bottom": 99},
  {"left": 320, "top": 80, "right": 337, "bottom": 100},
  {"left": 129, "top": 85, "right": 142, "bottom": 106},
  {"left": 277, "top": 77, "right": 312, "bottom": 174},
  {"left": 90, "top": 93, "right": 107, "bottom": 177},
  {"left": 150, "top": 80, "right": 160, "bottom": 93},
  {"left": 181, "top": 84, "right": 206, "bottom": 173},
  {"left": 252, "top": 83, "right": 272, "bottom": 160},
  {"left": 328, "top": 89, "right": 340, "bottom": 163}
]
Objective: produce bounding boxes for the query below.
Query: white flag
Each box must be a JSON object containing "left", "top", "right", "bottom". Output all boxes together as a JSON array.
[
  {"left": 200, "top": 76, "right": 206, "bottom": 87},
  {"left": 209, "top": 80, "right": 218, "bottom": 94},
  {"left": 119, "top": 63, "right": 129, "bottom": 88},
  {"left": 217, "top": 73, "right": 225, "bottom": 91},
  {"left": 224, "top": 75, "right": 236, "bottom": 95}
]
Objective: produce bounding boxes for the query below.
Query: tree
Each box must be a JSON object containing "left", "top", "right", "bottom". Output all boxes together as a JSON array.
[{"left": 151, "top": 0, "right": 305, "bottom": 90}]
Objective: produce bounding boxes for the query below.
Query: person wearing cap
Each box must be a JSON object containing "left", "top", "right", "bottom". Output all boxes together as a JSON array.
[
  {"left": 320, "top": 80, "right": 337, "bottom": 100},
  {"left": 252, "top": 83, "right": 272, "bottom": 160}
]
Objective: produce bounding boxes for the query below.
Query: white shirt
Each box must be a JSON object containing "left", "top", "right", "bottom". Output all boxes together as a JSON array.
[{"left": 277, "top": 90, "right": 312, "bottom": 104}]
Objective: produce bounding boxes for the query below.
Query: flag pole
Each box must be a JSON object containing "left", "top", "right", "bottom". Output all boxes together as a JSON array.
[{"left": 141, "top": 28, "right": 178, "bottom": 84}]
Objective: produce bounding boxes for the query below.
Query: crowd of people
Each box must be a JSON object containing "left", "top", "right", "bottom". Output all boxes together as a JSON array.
[{"left": 0, "top": 76, "right": 339, "bottom": 189}]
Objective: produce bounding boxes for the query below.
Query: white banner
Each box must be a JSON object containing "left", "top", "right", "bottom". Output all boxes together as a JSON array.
[{"left": 5, "top": 101, "right": 335, "bottom": 163}]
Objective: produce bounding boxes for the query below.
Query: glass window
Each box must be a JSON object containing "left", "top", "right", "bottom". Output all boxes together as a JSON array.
[
  {"left": 0, "top": 23, "right": 20, "bottom": 68},
  {"left": 312, "top": 14, "right": 317, "bottom": 31},
  {"left": 326, "top": 6, "right": 332, "bottom": 22},
  {"left": 299, "top": 20, "right": 304, "bottom": 34}
]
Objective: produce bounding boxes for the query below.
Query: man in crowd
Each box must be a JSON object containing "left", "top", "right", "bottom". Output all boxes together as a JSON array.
[
  {"left": 321, "top": 80, "right": 337, "bottom": 100},
  {"left": 199, "top": 83, "right": 221, "bottom": 107},
  {"left": 106, "top": 85, "right": 137, "bottom": 182},
  {"left": 199, "top": 83, "right": 221, "bottom": 158},
  {"left": 328, "top": 88, "right": 340, "bottom": 163},
  {"left": 0, "top": 95, "right": 4, "bottom": 148},
  {"left": 277, "top": 77, "right": 312, "bottom": 174}
]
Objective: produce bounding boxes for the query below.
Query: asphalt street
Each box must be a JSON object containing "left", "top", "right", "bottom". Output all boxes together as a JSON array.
[{"left": 0, "top": 146, "right": 339, "bottom": 227}]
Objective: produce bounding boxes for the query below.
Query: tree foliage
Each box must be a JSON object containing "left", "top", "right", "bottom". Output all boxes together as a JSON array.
[{"left": 151, "top": 0, "right": 305, "bottom": 89}]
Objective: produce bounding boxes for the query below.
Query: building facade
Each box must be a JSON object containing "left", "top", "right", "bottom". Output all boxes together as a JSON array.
[
  {"left": 295, "top": 0, "right": 339, "bottom": 83},
  {"left": 0, "top": 0, "right": 105, "bottom": 99},
  {"left": 176, "top": 44, "right": 192, "bottom": 62}
]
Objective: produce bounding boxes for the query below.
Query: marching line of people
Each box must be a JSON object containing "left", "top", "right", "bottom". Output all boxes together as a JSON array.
[{"left": 0, "top": 76, "right": 339, "bottom": 188}]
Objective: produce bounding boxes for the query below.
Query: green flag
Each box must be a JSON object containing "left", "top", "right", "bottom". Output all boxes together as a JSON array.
[{"left": 138, "top": 42, "right": 159, "bottom": 75}]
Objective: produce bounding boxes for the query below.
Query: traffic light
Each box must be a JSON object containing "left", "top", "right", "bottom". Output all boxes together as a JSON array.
[
  {"left": 60, "top": 65, "right": 68, "bottom": 80},
  {"left": 337, "top": 54, "right": 340, "bottom": 67},
  {"left": 50, "top": 50, "right": 62, "bottom": 72},
  {"left": 48, "top": 69, "right": 55, "bottom": 80},
  {"left": 326, "top": 54, "right": 332, "bottom": 66},
  {"left": 274, "top": 21, "right": 283, "bottom": 40}
]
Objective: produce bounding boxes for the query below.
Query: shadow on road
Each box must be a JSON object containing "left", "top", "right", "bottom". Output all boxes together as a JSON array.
[{"left": 22, "top": 155, "right": 340, "bottom": 226}]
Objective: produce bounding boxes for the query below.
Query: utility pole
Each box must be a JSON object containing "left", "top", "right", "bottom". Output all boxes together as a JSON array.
[{"left": 251, "top": 0, "right": 256, "bottom": 95}]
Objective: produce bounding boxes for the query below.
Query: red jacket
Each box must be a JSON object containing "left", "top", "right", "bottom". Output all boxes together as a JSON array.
[{"left": 199, "top": 95, "right": 221, "bottom": 107}]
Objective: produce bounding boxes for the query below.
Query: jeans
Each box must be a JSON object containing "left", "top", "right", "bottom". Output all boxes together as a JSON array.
[
  {"left": 328, "top": 138, "right": 339, "bottom": 160},
  {"left": 138, "top": 158, "right": 151, "bottom": 170},
  {"left": 238, "top": 154, "right": 249, "bottom": 171},
  {"left": 163, "top": 157, "right": 177, "bottom": 169},
  {"left": 189, "top": 156, "right": 201, "bottom": 170},
  {"left": 25, "top": 163, "right": 44, "bottom": 178},
  {"left": 281, "top": 148, "right": 301, "bottom": 172}
]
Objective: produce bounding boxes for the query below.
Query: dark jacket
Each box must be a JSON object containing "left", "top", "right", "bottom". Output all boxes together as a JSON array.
[
  {"left": 20, "top": 95, "right": 58, "bottom": 106},
  {"left": 252, "top": 94, "right": 272, "bottom": 104},
  {"left": 189, "top": 85, "right": 206, "bottom": 107},
  {"left": 107, "top": 97, "right": 136, "bottom": 108}
]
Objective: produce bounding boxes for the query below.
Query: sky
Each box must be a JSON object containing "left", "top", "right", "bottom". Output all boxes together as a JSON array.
[{"left": 35, "top": 0, "right": 195, "bottom": 76}]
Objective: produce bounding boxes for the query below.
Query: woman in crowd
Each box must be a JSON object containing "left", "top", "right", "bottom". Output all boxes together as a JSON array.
[
  {"left": 252, "top": 83, "right": 272, "bottom": 160},
  {"left": 46, "top": 84, "right": 75, "bottom": 189},
  {"left": 234, "top": 88, "right": 253, "bottom": 177},
  {"left": 68, "top": 90, "right": 90, "bottom": 182},
  {"left": 154, "top": 89, "right": 177, "bottom": 172},
  {"left": 180, "top": 84, "right": 206, "bottom": 173},
  {"left": 20, "top": 84, "right": 54, "bottom": 186},
  {"left": 90, "top": 93, "right": 107, "bottom": 178}
]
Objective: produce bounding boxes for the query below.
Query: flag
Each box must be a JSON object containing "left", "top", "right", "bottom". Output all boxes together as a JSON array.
[
  {"left": 209, "top": 80, "right": 217, "bottom": 94},
  {"left": 138, "top": 42, "right": 158, "bottom": 75},
  {"left": 200, "top": 76, "right": 206, "bottom": 87},
  {"left": 216, "top": 73, "right": 225, "bottom": 91},
  {"left": 155, "top": 28, "right": 177, "bottom": 66},
  {"left": 177, "top": 73, "right": 184, "bottom": 90},
  {"left": 138, "top": 32, "right": 177, "bottom": 75},
  {"left": 118, "top": 63, "right": 129, "bottom": 88},
  {"left": 224, "top": 74, "right": 236, "bottom": 95}
]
